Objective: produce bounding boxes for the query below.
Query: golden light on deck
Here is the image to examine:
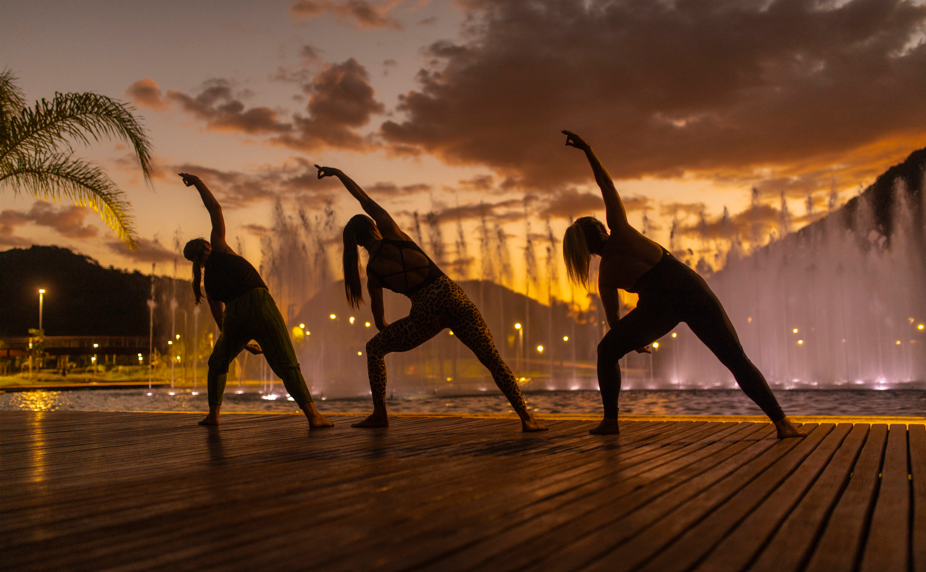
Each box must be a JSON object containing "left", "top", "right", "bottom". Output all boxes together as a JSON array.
[
  {"left": 330, "top": 314, "right": 336, "bottom": 320},
  {"left": 537, "top": 345, "right": 544, "bottom": 353},
  {"left": 797, "top": 340, "right": 804, "bottom": 345},
  {"left": 563, "top": 336, "right": 569, "bottom": 341},
  {"left": 793, "top": 328, "right": 799, "bottom": 334}
]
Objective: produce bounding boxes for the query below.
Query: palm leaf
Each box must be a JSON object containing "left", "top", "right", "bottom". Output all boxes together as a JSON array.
[
  {"left": 0, "top": 151, "right": 138, "bottom": 248},
  {"left": 0, "top": 91, "right": 154, "bottom": 185},
  {"left": 0, "top": 69, "right": 27, "bottom": 145}
]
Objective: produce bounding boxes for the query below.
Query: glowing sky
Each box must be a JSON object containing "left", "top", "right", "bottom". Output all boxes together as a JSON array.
[{"left": 3, "top": 0, "right": 926, "bottom": 303}]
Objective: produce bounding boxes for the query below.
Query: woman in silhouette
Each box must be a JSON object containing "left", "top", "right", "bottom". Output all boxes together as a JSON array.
[
  {"left": 316, "top": 165, "right": 546, "bottom": 432},
  {"left": 559, "top": 131, "right": 802, "bottom": 438},
  {"left": 180, "top": 172, "right": 332, "bottom": 429}
]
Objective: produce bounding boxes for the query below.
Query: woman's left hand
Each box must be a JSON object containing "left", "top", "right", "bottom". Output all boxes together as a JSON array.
[
  {"left": 244, "top": 342, "right": 263, "bottom": 355},
  {"left": 314, "top": 164, "right": 340, "bottom": 179}
]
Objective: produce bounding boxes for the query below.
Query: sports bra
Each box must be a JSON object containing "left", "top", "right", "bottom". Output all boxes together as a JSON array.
[{"left": 367, "top": 238, "right": 445, "bottom": 297}]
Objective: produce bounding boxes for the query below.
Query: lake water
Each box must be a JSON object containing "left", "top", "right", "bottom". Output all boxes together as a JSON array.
[{"left": 1, "top": 388, "right": 924, "bottom": 417}]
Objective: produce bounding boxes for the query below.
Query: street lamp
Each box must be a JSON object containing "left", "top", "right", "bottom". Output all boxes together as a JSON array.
[{"left": 38, "top": 288, "right": 45, "bottom": 331}]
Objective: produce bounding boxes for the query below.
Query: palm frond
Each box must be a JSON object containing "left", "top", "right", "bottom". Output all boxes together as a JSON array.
[
  {"left": 0, "top": 91, "right": 154, "bottom": 185},
  {"left": 0, "top": 69, "right": 27, "bottom": 145},
  {"left": 0, "top": 152, "right": 138, "bottom": 248},
  {"left": 0, "top": 69, "right": 27, "bottom": 123}
]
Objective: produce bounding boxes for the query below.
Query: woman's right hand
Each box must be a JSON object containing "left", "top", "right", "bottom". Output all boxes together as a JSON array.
[
  {"left": 178, "top": 172, "right": 202, "bottom": 187},
  {"left": 314, "top": 164, "right": 341, "bottom": 179},
  {"left": 562, "top": 130, "right": 590, "bottom": 151}
]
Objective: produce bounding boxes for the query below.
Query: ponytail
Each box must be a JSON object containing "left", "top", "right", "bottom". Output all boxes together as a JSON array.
[
  {"left": 183, "top": 238, "right": 209, "bottom": 305},
  {"left": 563, "top": 216, "right": 608, "bottom": 289},
  {"left": 342, "top": 214, "right": 377, "bottom": 308}
]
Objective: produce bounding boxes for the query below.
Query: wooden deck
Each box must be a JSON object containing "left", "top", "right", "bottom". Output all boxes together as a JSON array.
[{"left": 1, "top": 411, "right": 923, "bottom": 572}]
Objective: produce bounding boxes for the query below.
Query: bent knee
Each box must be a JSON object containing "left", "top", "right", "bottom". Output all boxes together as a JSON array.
[{"left": 366, "top": 336, "right": 385, "bottom": 356}]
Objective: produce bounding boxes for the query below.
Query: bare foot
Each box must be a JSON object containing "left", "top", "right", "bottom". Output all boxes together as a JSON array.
[
  {"left": 351, "top": 412, "right": 389, "bottom": 428},
  {"left": 589, "top": 418, "right": 620, "bottom": 435},
  {"left": 301, "top": 403, "right": 334, "bottom": 428},
  {"left": 198, "top": 413, "right": 219, "bottom": 426},
  {"left": 775, "top": 417, "right": 805, "bottom": 439},
  {"left": 519, "top": 412, "right": 548, "bottom": 432}
]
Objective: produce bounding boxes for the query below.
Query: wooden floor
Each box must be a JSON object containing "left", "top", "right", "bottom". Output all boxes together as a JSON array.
[{"left": 1, "top": 411, "right": 924, "bottom": 572}]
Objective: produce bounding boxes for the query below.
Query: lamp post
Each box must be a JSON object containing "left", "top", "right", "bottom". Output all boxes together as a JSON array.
[
  {"left": 515, "top": 323, "right": 523, "bottom": 374},
  {"left": 38, "top": 288, "right": 45, "bottom": 331}
]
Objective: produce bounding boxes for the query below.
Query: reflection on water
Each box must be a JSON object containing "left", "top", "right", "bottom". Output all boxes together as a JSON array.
[{"left": 1, "top": 388, "right": 924, "bottom": 417}]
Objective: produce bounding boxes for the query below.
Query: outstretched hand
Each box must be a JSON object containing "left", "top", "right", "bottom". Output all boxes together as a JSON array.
[
  {"left": 178, "top": 172, "right": 202, "bottom": 187},
  {"left": 562, "top": 130, "right": 590, "bottom": 151},
  {"left": 314, "top": 164, "right": 340, "bottom": 179}
]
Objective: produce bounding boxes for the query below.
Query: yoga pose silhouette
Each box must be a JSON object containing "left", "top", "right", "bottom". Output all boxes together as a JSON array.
[
  {"left": 317, "top": 165, "right": 547, "bottom": 432},
  {"left": 180, "top": 173, "right": 332, "bottom": 429},
  {"left": 559, "top": 131, "right": 803, "bottom": 438}
]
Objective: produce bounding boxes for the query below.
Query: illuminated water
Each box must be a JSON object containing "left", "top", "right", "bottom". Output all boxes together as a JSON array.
[{"left": 1, "top": 388, "right": 923, "bottom": 417}]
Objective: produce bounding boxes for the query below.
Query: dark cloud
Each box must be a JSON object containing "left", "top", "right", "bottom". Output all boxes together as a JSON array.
[
  {"left": 381, "top": 0, "right": 926, "bottom": 189},
  {"left": 166, "top": 79, "right": 291, "bottom": 135},
  {"left": 365, "top": 181, "right": 432, "bottom": 195},
  {"left": 430, "top": 198, "right": 523, "bottom": 222},
  {"left": 125, "top": 79, "right": 169, "bottom": 110},
  {"left": 0, "top": 202, "right": 99, "bottom": 241},
  {"left": 106, "top": 237, "right": 181, "bottom": 264},
  {"left": 171, "top": 160, "right": 334, "bottom": 209},
  {"left": 290, "top": 0, "right": 405, "bottom": 29},
  {"left": 278, "top": 58, "right": 386, "bottom": 150},
  {"left": 300, "top": 45, "right": 323, "bottom": 62},
  {"left": 418, "top": 16, "right": 437, "bottom": 25}
]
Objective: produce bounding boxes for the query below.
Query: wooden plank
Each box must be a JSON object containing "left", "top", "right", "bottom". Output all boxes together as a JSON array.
[
  {"left": 746, "top": 423, "right": 869, "bottom": 572},
  {"left": 859, "top": 423, "right": 910, "bottom": 572},
  {"left": 1, "top": 412, "right": 921, "bottom": 572},
  {"left": 803, "top": 424, "right": 888, "bottom": 572},
  {"left": 912, "top": 424, "right": 926, "bottom": 572}
]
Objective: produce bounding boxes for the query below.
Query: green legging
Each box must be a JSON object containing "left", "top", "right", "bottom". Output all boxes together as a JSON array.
[{"left": 207, "top": 288, "right": 313, "bottom": 406}]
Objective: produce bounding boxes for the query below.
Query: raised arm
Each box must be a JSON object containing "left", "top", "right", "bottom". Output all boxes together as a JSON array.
[
  {"left": 179, "top": 173, "right": 231, "bottom": 251},
  {"left": 315, "top": 166, "right": 404, "bottom": 238},
  {"left": 562, "top": 130, "right": 630, "bottom": 232}
]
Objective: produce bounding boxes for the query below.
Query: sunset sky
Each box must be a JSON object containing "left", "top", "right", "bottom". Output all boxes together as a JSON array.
[{"left": 3, "top": 0, "right": 926, "bottom": 304}]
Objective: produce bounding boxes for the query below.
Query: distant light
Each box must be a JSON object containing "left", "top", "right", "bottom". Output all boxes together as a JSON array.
[
  {"left": 137, "top": 353, "right": 142, "bottom": 357},
  {"left": 365, "top": 322, "right": 371, "bottom": 327},
  {"left": 39, "top": 288, "right": 45, "bottom": 294},
  {"left": 191, "top": 392, "right": 199, "bottom": 396},
  {"left": 515, "top": 323, "right": 522, "bottom": 329},
  {"left": 261, "top": 394, "right": 279, "bottom": 401},
  {"left": 919, "top": 324, "right": 925, "bottom": 331},
  {"left": 147, "top": 392, "right": 153, "bottom": 396},
  {"left": 896, "top": 340, "right": 902, "bottom": 345},
  {"left": 330, "top": 314, "right": 336, "bottom": 320},
  {"left": 792, "top": 328, "right": 798, "bottom": 334},
  {"left": 168, "top": 392, "right": 175, "bottom": 396},
  {"left": 797, "top": 340, "right": 804, "bottom": 345},
  {"left": 671, "top": 332, "right": 677, "bottom": 338},
  {"left": 747, "top": 317, "right": 752, "bottom": 323},
  {"left": 357, "top": 351, "right": 362, "bottom": 356},
  {"left": 537, "top": 345, "right": 544, "bottom": 353},
  {"left": 177, "top": 356, "right": 181, "bottom": 360},
  {"left": 168, "top": 340, "right": 172, "bottom": 345},
  {"left": 93, "top": 343, "right": 98, "bottom": 348},
  {"left": 446, "top": 377, "right": 453, "bottom": 382},
  {"left": 449, "top": 330, "right": 454, "bottom": 336},
  {"left": 91, "top": 356, "right": 96, "bottom": 362},
  {"left": 652, "top": 342, "right": 659, "bottom": 348},
  {"left": 138, "top": 356, "right": 143, "bottom": 362},
  {"left": 175, "top": 334, "right": 180, "bottom": 339},
  {"left": 299, "top": 323, "right": 305, "bottom": 329},
  {"left": 349, "top": 316, "right": 355, "bottom": 324}
]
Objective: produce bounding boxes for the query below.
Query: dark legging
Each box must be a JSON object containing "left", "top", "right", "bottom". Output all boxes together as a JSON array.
[
  {"left": 598, "top": 251, "right": 785, "bottom": 421},
  {"left": 365, "top": 275, "right": 529, "bottom": 414},
  {"left": 207, "top": 287, "right": 313, "bottom": 406}
]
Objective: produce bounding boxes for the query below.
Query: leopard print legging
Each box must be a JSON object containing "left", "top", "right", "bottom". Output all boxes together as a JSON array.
[{"left": 365, "top": 275, "right": 528, "bottom": 414}]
